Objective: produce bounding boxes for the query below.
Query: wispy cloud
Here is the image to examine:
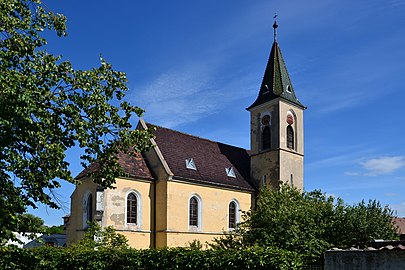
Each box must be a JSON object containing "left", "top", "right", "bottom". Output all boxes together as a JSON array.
[
  {"left": 385, "top": 192, "right": 399, "bottom": 197},
  {"left": 390, "top": 202, "right": 405, "bottom": 217},
  {"left": 345, "top": 171, "right": 360, "bottom": 176},
  {"left": 132, "top": 62, "right": 256, "bottom": 128},
  {"left": 361, "top": 156, "right": 405, "bottom": 176}
]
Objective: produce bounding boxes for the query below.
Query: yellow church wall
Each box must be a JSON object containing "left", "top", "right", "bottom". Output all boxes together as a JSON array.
[
  {"left": 66, "top": 178, "right": 97, "bottom": 246},
  {"left": 164, "top": 180, "right": 252, "bottom": 247},
  {"left": 155, "top": 180, "right": 168, "bottom": 247},
  {"left": 102, "top": 177, "right": 153, "bottom": 248}
]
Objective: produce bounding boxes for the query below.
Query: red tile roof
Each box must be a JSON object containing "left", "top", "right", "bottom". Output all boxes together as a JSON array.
[
  {"left": 394, "top": 217, "right": 405, "bottom": 234},
  {"left": 149, "top": 124, "right": 254, "bottom": 192},
  {"left": 76, "top": 123, "right": 255, "bottom": 192},
  {"left": 76, "top": 151, "right": 153, "bottom": 180}
]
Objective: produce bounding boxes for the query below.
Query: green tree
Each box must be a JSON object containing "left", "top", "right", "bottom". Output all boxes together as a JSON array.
[
  {"left": 214, "top": 185, "right": 398, "bottom": 264},
  {"left": 45, "top": 225, "right": 64, "bottom": 235},
  {"left": 0, "top": 0, "right": 153, "bottom": 244},
  {"left": 18, "top": 213, "right": 46, "bottom": 233},
  {"left": 72, "top": 222, "right": 129, "bottom": 250}
]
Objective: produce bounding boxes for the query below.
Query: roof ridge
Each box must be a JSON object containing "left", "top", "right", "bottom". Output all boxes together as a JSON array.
[{"left": 145, "top": 122, "right": 249, "bottom": 152}]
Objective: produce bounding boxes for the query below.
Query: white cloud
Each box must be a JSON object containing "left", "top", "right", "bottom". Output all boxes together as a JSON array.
[
  {"left": 390, "top": 202, "right": 405, "bottom": 217},
  {"left": 385, "top": 192, "right": 399, "bottom": 197},
  {"left": 131, "top": 63, "right": 256, "bottom": 128},
  {"left": 361, "top": 156, "right": 405, "bottom": 176},
  {"left": 345, "top": 171, "right": 360, "bottom": 176}
]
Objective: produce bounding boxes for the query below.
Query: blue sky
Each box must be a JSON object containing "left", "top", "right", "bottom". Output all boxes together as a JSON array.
[{"left": 32, "top": 0, "right": 405, "bottom": 225}]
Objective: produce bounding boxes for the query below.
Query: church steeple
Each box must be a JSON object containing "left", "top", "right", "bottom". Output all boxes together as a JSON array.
[
  {"left": 248, "top": 21, "right": 304, "bottom": 110},
  {"left": 247, "top": 20, "right": 305, "bottom": 191}
]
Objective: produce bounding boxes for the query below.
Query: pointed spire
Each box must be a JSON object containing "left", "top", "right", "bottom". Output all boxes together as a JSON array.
[{"left": 247, "top": 20, "right": 305, "bottom": 110}]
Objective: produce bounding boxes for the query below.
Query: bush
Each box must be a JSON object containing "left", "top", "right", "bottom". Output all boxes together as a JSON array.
[{"left": 0, "top": 245, "right": 302, "bottom": 270}]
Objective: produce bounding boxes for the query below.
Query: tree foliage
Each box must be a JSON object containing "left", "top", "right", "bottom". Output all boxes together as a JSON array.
[
  {"left": 213, "top": 185, "right": 398, "bottom": 264},
  {"left": 0, "top": 0, "right": 153, "bottom": 243},
  {"left": 72, "top": 222, "right": 128, "bottom": 251},
  {"left": 18, "top": 214, "right": 45, "bottom": 233},
  {"left": 0, "top": 245, "right": 303, "bottom": 270}
]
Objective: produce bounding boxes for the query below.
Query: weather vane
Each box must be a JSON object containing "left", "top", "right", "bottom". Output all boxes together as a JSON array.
[{"left": 273, "top": 13, "right": 278, "bottom": 42}]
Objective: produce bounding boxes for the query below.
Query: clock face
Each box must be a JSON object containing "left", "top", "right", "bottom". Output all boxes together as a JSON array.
[
  {"left": 261, "top": 115, "right": 270, "bottom": 126},
  {"left": 287, "top": 113, "right": 294, "bottom": 125}
]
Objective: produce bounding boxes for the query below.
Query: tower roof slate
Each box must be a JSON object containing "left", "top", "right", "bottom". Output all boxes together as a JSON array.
[{"left": 248, "top": 41, "right": 305, "bottom": 110}]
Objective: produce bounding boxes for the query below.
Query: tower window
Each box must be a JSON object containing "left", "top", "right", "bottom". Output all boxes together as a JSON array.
[
  {"left": 262, "top": 126, "right": 271, "bottom": 150},
  {"left": 290, "top": 174, "right": 293, "bottom": 187},
  {"left": 287, "top": 125, "right": 294, "bottom": 150},
  {"left": 262, "top": 175, "right": 267, "bottom": 186},
  {"left": 127, "top": 192, "right": 138, "bottom": 224}
]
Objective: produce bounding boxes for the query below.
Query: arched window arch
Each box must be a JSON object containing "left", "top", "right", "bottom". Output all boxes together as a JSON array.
[
  {"left": 82, "top": 191, "right": 93, "bottom": 229},
  {"left": 228, "top": 200, "right": 240, "bottom": 230},
  {"left": 127, "top": 193, "right": 137, "bottom": 224},
  {"left": 125, "top": 190, "right": 142, "bottom": 228},
  {"left": 287, "top": 125, "right": 294, "bottom": 150},
  {"left": 189, "top": 194, "right": 202, "bottom": 230},
  {"left": 262, "top": 126, "right": 271, "bottom": 150}
]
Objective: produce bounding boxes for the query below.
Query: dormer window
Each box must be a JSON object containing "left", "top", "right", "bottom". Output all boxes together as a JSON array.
[
  {"left": 286, "top": 85, "right": 292, "bottom": 93},
  {"left": 225, "top": 167, "right": 236, "bottom": 178},
  {"left": 262, "top": 84, "right": 270, "bottom": 94},
  {"left": 185, "top": 158, "right": 197, "bottom": 170}
]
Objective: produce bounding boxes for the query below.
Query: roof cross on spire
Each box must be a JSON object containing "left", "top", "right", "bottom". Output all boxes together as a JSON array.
[{"left": 273, "top": 14, "right": 278, "bottom": 42}]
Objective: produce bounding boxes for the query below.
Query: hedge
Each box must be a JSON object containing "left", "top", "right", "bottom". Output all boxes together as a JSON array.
[{"left": 0, "top": 246, "right": 302, "bottom": 270}]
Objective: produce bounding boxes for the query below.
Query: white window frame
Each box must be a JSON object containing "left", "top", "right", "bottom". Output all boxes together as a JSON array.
[{"left": 125, "top": 190, "right": 142, "bottom": 230}]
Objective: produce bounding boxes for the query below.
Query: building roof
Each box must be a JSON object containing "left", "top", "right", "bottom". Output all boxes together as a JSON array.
[
  {"left": 76, "top": 151, "right": 154, "bottom": 180},
  {"left": 247, "top": 40, "right": 305, "bottom": 110},
  {"left": 76, "top": 123, "right": 254, "bottom": 192},
  {"left": 149, "top": 123, "right": 255, "bottom": 192},
  {"left": 23, "top": 234, "right": 66, "bottom": 248},
  {"left": 394, "top": 217, "right": 405, "bottom": 234}
]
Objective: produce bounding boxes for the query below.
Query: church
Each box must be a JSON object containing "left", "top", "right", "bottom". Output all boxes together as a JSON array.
[{"left": 66, "top": 21, "right": 306, "bottom": 248}]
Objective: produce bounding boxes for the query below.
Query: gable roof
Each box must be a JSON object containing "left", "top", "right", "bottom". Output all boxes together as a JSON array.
[
  {"left": 75, "top": 124, "right": 254, "bottom": 192},
  {"left": 148, "top": 123, "right": 255, "bottom": 192},
  {"left": 76, "top": 151, "right": 154, "bottom": 181}
]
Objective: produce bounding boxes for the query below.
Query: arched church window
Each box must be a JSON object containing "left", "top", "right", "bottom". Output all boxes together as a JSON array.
[
  {"left": 287, "top": 125, "right": 294, "bottom": 150},
  {"left": 229, "top": 201, "right": 237, "bottom": 229},
  {"left": 189, "top": 196, "right": 199, "bottom": 227},
  {"left": 127, "top": 192, "right": 138, "bottom": 224},
  {"left": 85, "top": 193, "right": 93, "bottom": 225}
]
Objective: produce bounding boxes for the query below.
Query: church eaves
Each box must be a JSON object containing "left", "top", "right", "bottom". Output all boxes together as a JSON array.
[{"left": 247, "top": 21, "right": 305, "bottom": 110}]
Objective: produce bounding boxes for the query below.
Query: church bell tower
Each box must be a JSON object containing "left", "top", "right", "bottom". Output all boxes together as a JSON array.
[{"left": 247, "top": 20, "right": 306, "bottom": 190}]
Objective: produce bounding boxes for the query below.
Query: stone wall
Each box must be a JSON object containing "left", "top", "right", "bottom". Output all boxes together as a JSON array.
[{"left": 324, "top": 249, "right": 405, "bottom": 270}]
